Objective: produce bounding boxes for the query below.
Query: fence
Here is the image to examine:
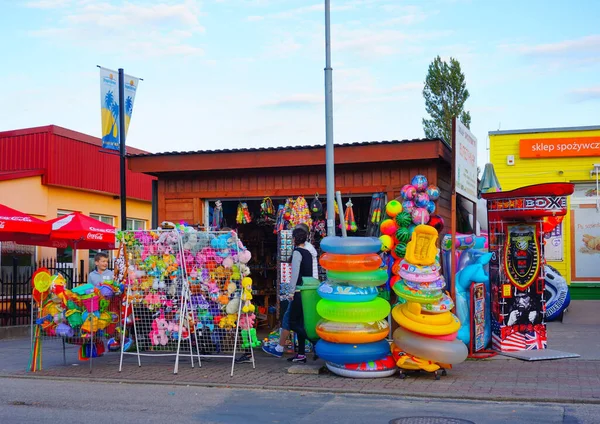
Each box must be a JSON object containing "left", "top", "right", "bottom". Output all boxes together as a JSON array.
[{"left": 0, "top": 257, "right": 114, "bottom": 327}]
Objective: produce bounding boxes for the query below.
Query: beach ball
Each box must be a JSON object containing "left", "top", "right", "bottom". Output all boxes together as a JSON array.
[
  {"left": 402, "top": 200, "right": 415, "bottom": 213},
  {"left": 379, "top": 235, "right": 393, "bottom": 252},
  {"left": 395, "top": 211, "right": 412, "bottom": 228},
  {"left": 395, "top": 243, "right": 407, "bottom": 258},
  {"left": 429, "top": 215, "right": 444, "bottom": 232},
  {"left": 380, "top": 219, "right": 398, "bottom": 236},
  {"left": 396, "top": 227, "right": 411, "bottom": 243},
  {"left": 426, "top": 185, "right": 440, "bottom": 201},
  {"left": 415, "top": 192, "right": 430, "bottom": 208},
  {"left": 426, "top": 200, "right": 436, "bottom": 214},
  {"left": 400, "top": 184, "right": 417, "bottom": 201},
  {"left": 411, "top": 175, "right": 428, "bottom": 192},
  {"left": 411, "top": 207, "right": 430, "bottom": 225},
  {"left": 385, "top": 200, "right": 403, "bottom": 218},
  {"left": 408, "top": 224, "right": 416, "bottom": 237}
]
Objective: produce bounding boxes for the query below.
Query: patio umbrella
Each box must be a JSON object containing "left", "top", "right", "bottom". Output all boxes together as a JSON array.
[
  {"left": 0, "top": 204, "right": 50, "bottom": 243},
  {"left": 478, "top": 163, "right": 502, "bottom": 195}
]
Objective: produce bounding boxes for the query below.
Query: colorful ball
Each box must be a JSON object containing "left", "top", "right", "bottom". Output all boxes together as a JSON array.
[
  {"left": 385, "top": 200, "right": 403, "bottom": 218},
  {"left": 402, "top": 200, "right": 415, "bottom": 213},
  {"left": 400, "top": 184, "right": 417, "bottom": 201},
  {"left": 426, "top": 185, "right": 440, "bottom": 201},
  {"left": 408, "top": 224, "right": 416, "bottom": 237},
  {"left": 395, "top": 243, "right": 407, "bottom": 258},
  {"left": 411, "top": 175, "right": 428, "bottom": 192},
  {"left": 395, "top": 211, "right": 412, "bottom": 228},
  {"left": 429, "top": 215, "right": 444, "bottom": 232},
  {"left": 411, "top": 208, "right": 430, "bottom": 225},
  {"left": 379, "top": 235, "right": 393, "bottom": 252},
  {"left": 415, "top": 192, "right": 430, "bottom": 208},
  {"left": 395, "top": 227, "right": 411, "bottom": 243},
  {"left": 426, "top": 200, "right": 436, "bottom": 214},
  {"left": 380, "top": 219, "right": 398, "bottom": 236}
]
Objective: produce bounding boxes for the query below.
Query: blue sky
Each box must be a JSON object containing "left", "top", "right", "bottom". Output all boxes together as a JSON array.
[{"left": 1, "top": 0, "right": 598, "bottom": 168}]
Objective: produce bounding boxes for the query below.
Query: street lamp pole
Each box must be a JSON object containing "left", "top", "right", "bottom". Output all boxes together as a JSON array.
[{"left": 324, "top": 0, "right": 336, "bottom": 237}]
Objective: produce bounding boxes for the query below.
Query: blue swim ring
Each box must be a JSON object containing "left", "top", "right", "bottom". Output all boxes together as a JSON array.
[
  {"left": 320, "top": 236, "right": 382, "bottom": 255},
  {"left": 315, "top": 339, "right": 390, "bottom": 364}
]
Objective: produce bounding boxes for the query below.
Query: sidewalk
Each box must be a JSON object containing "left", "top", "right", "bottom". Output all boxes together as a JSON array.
[{"left": 2, "top": 301, "right": 599, "bottom": 404}]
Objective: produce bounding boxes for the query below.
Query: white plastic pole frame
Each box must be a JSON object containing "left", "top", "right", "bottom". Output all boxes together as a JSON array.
[{"left": 336, "top": 191, "right": 347, "bottom": 237}]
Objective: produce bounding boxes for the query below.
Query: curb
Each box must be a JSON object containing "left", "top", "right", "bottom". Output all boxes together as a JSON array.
[{"left": 2, "top": 374, "right": 599, "bottom": 405}]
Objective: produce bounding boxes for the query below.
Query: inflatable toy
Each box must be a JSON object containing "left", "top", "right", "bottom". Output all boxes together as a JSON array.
[
  {"left": 441, "top": 233, "right": 476, "bottom": 251},
  {"left": 395, "top": 227, "right": 411, "bottom": 243},
  {"left": 544, "top": 265, "right": 570, "bottom": 321},
  {"left": 411, "top": 175, "right": 428, "bottom": 191},
  {"left": 394, "top": 243, "right": 407, "bottom": 258},
  {"left": 405, "top": 328, "right": 457, "bottom": 341},
  {"left": 400, "top": 184, "right": 417, "bottom": 200},
  {"left": 395, "top": 211, "right": 413, "bottom": 228},
  {"left": 392, "top": 303, "right": 460, "bottom": 336},
  {"left": 399, "top": 260, "right": 441, "bottom": 283},
  {"left": 326, "top": 269, "right": 388, "bottom": 287},
  {"left": 426, "top": 185, "right": 440, "bottom": 201},
  {"left": 379, "top": 235, "right": 393, "bottom": 252},
  {"left": 393, "top": 281, "right": 443, "bottom": 304},
  {"left": 426, "top": 201, "right": 436, "bottom": 215},
  {"left": 415, "top": 192, "right": 430, "bottom": 208},
  {"left": 404, "top": 225, "right": 438, "bottom": 266},
  {"left": 428, "top": 214, "right": 444, "bottom": 232},
  {"left": 393, "top": 327, "right": 468, "bottom": 364},
  {"left": 316, "top": 319, "right": 389, "bottom": 343},
  {"left": 315, "top": 339, "right": 390, "bottom": 364},
  {"left": 325, "top": 355, "right": 397, "bottom": 378},
  {"left": 421, "top": 292, "right": 454, "bottom": 314},
  {"left": 320, "top": 236, "right": 382, "bottom": 255},
  {"left": 391, "top": 345, "right": 449, "bottom": 374},
  {"left": 404, "top": 277, "right": 445, "bottom": 292},
  {"left": 317, "top": 283, "right": 379, "bottom": 303},
  {"left": 380, "top": 219, "right": 398, "bottom": 236},
  {"left": 411, "top": 208, "right": 430, "bottom": 225},
  {"left": 320, "top": 253, "right": 382, "bottom": 272},
  {"left": 385, "top": 200, "right": 403, "bottom": 217},
  {"left": 402, "top": 200, "right": 415, "bottom": 213},
  {"left": 317, "top": 297, "right": 391, "bottom": 322}
]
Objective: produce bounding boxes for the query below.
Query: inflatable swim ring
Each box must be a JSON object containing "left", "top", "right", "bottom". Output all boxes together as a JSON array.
[
  {"left": 326, "top": 355, "right": 397, "bottom": 378},
  {"left": 326, "top": 269, "right": 388, "bottom": 287},
  {"left": 421, "top": 292, "right": 454, "bottom": 313},
  {"left": 320, "top": 236, "right": 382, "bottom": 255},
  {"left": 544, "top": 264, "right": 570, "bottom": 321},
  {"left": 441, "top": 233, "right": 476, "bottom": 251},
  {"left": 315, "top": 339, "right": 390, "bottom": 364},
  {"left": 316, "top": 319, "right": 389, "bottom": 344},
  {"left": 319, "top": 253, "right": 382, "bottom": 272},
  {"left": 399, "top": 260, "right": 441, "bottom": 283},
  {"left": 405, "top": 328, "right": 457, "bottom": 341},
  {"left": 317, "top": 283, "right": 379, "bottom": 303},
  {"left": 404, "top": 277, "right": 446, "bottom": 292},
  {"left": 392, "top": 303, "right": 460, "bottom": 336},
  {"left": 392, "top": 281, "right": 443, "bottom": 304},
  {"left": 393, "top": 327, "right": 468, "bottom": 364},
  {"left": 317, "top": 297, "right": 391, "bottom": 323}
]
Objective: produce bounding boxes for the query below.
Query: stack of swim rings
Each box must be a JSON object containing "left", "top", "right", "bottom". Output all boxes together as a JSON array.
[
  {"left": 390, "top": 224, "right": 467, "bottom": 380},
  {"left": 314, "top": 236, "right": 395, "bottom": 378}
]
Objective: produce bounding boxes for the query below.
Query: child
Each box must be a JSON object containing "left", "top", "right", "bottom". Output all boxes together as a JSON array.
[{"left": 88, "top": 252, "right": 113, "bottom": 287}]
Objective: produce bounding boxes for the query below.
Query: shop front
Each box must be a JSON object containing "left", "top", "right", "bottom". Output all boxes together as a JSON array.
[
  {"left": 129, "top": 139, "right": 453, "bottom": 324},
  {"left": 489, "top": 125, "right": 600, "bottom": 299}
]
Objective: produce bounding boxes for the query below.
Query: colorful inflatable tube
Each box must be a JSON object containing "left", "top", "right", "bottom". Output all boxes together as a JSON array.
[
  {"left": 317, "top": 297, "right": 391, "bottom": 323},
  {"left": 315, "top": 339, "right": 391, "bottom": 364},
  {"left": 393, "top": 327, "right": 468, "bottom": 364},
  {"left": 326, "top": 269, "right": 388, "bottom": 287},
  {"left": 392, "top": 281, "right": 444, "bottom": 304},
  {"left": 320, "top": 253, "right": 383, "bottom": 272},
  {"left": 392, "top": 303, "right": 460, "bottom": 336},
  {"left": 325, "top": 355, "right": 397, "bottom": 378},
  {"left": 398, "top": 260, "right": 442, "bottom": 283},
  {"left": 421, "top": 292, "right": 454, "bottom": 314},
  {"left": 316, "top": 319, "right": 389, "bottom": 344},
  {"left": 317, "top": 283, "right": 379, "bottom": 303},
  {"left": 320, "top": 236, "right": 382, "bottom": 255}
]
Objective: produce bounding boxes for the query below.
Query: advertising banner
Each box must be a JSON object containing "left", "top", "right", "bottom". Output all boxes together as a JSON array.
[
  {"left": 571, "top": 206, "right": 600, "bottom": 281},
  {"left": 519, "top": 136, "right": 600, "bottom": 158},
  {"left": 100, "top": 67, "right": 139, "bottom": 151},
  {"left": 454, "top": 119, "right": 478, "bottom": 203}
]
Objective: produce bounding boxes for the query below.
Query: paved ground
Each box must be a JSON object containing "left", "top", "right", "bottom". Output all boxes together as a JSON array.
[
  {"left": 1, "top": 300, "right": 599, "bottom": 405},
  {"left": 2, "top": 378, "right": 600, "bottom": 424}
]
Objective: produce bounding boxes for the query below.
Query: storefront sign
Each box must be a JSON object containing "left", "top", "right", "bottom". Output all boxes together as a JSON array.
[
  {"left": 454, "top": 119, "right": 478, "bottom": 203},
  {"left": 571, "top": 207, "right": 600, "bottom": 281},
  {"left": 99, "top": 67, "right": 139, "bottom": 151},
  {"left": 519, "top": 136, "right": 600, "bottom": 158},
  {"left": 544, "top": 222, "right": 563, "bottom": 261}
]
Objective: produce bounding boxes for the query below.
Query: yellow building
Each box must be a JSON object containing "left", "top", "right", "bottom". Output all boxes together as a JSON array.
[
  {"left": 0, "top": 125, "right": 154, "bottom": 278},
  {"left": 489, "top": 125, "right": 600, "bottom": 299}
]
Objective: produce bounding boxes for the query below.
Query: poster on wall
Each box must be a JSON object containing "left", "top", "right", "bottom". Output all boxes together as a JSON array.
[
  {"left": 472, "top": 282, "right": 485, "bottom": 352},
  {"left": 544, "top": 223, "right": 563, "bottom": 261},
  {"left": 571, "top": 207, "right": 600, "bottom": 281},
  {"left": 453, "top": 119, "right": 478, "bottom": 203}
]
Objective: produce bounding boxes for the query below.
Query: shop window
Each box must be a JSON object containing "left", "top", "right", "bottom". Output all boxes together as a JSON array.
[
  {"left": 90, "top": 213, "right": 115, "bottom": 226},
  {"left": 126, "top": 218, "right": 146, "bottom": 231}
]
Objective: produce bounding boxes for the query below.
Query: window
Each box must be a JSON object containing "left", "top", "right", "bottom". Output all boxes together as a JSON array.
[
  {"left": 126, "top": 218, "right": 146, "bottom": 231},
  {"left": 90, "top": 214, "right": 115, "bottom": 226}
]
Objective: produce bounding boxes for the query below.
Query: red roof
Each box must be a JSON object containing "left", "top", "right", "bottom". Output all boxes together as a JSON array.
[{"left": 0, "top": 125, "right": 153, "bottom": 201}]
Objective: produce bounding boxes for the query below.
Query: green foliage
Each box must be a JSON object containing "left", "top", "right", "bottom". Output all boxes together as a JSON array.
[{"left": 422, "top": 56, "right": 471, "bottom": 144}]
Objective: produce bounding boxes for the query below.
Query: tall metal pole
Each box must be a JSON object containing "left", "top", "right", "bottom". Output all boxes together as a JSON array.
[
  {"left": 324, "top": 0, "right": 336, "bottom": 237},
  {"left": 118, "top": 68, "right": 127, "bottom": 231}
]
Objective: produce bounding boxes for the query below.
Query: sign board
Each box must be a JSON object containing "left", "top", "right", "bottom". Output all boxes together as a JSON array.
[
  {"left": 472, "top": 282, "right": 485, "bottom": 352},
  {"left": 520, "top": 136, "right": 600, "bottom": 158},
  {"left": 544, "top": 222, "right": 563, "bottom": 261},
  {"left": 571, "top": 207, "right": 600, "bottom": 281},
  {"left": 454, "top": 119, "right": 478, "bottom": 203}
]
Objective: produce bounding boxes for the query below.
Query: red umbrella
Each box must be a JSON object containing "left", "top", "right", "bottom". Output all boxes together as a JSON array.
[
  {"left": 0, "top": 204, "right": 50, "bottom": 243},
  {"left": 46, "top": 212, "right": 116, "bottom": 250}
]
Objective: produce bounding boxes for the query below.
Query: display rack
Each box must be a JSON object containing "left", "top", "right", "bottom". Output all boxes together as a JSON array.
[{"left": 276, "top": 230, "right": 293, "bottom": 321}]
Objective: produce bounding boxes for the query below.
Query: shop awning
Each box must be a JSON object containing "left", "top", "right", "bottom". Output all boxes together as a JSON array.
[
  {"left": 0, "top": 204, "right": 51, "bottom": 243},
  {"left": 45, "top": 212, "right": 116, "bottom": 250}
]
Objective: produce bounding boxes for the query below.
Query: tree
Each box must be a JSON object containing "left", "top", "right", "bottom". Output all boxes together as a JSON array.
[{"left": 422, "top": 56, "right": 471, "bottom": 145}]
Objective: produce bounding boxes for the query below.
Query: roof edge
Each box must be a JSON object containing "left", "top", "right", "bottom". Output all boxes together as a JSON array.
[
  {"left": 0, "top": 169, "right": 45, "bottom": 182},
  {"left": 489, "top": 125, "right": 600, "bottom": 136}
]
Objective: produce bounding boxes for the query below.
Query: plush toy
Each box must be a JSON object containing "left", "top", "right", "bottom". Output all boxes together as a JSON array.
[
  {"left": 238, "top": 313, "right": 255, "bottom": 329},
  {"left": 241, "top": 277, "right": 255, "bottom": 313},
  {"left": 150, "top": 311, "right": 169, "bottom": 345},
  {"left": 218, "top": 313, "right": 237, "bottom": 330}
]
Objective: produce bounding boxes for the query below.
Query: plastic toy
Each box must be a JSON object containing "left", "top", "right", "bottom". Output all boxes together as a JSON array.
[
  {"left": 395, "top": 211, "right": 413, "bottom": 228},
  {"left": 428, "top": 214, "right": 444, "bottom": 232},
  {"left": 379, "top": 219, "right": 398, "bottom": 236},
  {"left": 392, "top": 303, "right": 460, "bottom": 336},
  {"left": 544, "top": 265, "right": 570, "bottom": 321},
  {"left": 317, "top": 297, "right": 391, "bottom": 322},
  {"left": 401, "top": 200, "right": 415, "bottom": 213},
  {"left": 319, "top": 253, "right": 382, "bottom": 272},
  {"left": 392, "top": 281, "right": 443, "bottom": 304},
  {"left": 325, "top": 355, "right": 397, "bottom": 379},
  {"left": 379, "top": 235, "right": 393, "bottom": 252},
  {"left": 415, "top": 192, "right": 430, "bottom": 208},
  {"left": 400, "top": 184, "right": 417, "bottom": 201},
  {"left": 393, "top": 327, "right": 468, "bottom": 365},
  {"left": 426, "top": 201, "right": 436, "bottom": 215},
  {"left": 326, "top": 269, "right": 388, "bottom": 287},
  {"left": 404, "top": 224, "right": 438, "bottom": 266},
  {"left": 320, "top": 236, "right": 382, "bottom": 255},
  {"left": 394, "top": 243, "right": 407, "bottom": 259},
  {"left": 395, "top": 227, "right": 411, "bottom": 243},
  {"left": 426, "top": 185, "right": 440, "bottom": 200},
  {"left": 317, "top": 283, "right": 379, "bottom": 303},
  {"left": 421, "top": 293, "right": 454, "bottom": 314},
  {"left": 385, "top": 200, "right": 403, "bottom": 217},
  {"left": 399, "top": 260, "right": 442, "bottom": 283},
  {"left": 315, "top": 339, "right": 390, "bottom": 364},
  {"left": 411, "top": 208, "right": 430, "bottom": 225},
  {"left": 316, "top": 319, "right": 389, "bottom": 343},
  {"left": 404, "top": 277, "right": 445, "bottom": 292}
]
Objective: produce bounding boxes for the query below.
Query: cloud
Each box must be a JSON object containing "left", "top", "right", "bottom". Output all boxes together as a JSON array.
[
  {"left": 25, "top": 0, "right": 70, "bottom": 8},
  {"left": 568, "top": 86, "right": 600, "bottom": 102},
  {"left": 261, "top": 93, "right": 322, "bottom": 109},
  {"left": 516, "top": 35, "right": 600, "bottom": 57},
  {"left": 379, "top": 5, "right": 432, "bottom": 26},
  {"left": 246, "top": 15, "right": 264, "bottom": 21}
]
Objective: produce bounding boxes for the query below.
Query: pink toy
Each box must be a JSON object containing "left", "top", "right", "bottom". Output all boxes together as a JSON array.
[
  {"left": 399, "top": 260, "right": 441, "bottom": 283},
  {"left": 238, "top": 249, "right": 252, "bottom": 264},
  {"left": 238, "top": 313, "right": 256, "bottom": 330},
  {"left": 411, "top": 207, "right": 430, "bottom": 225},
  {"left": 150, "top": 311, "right": 169, "bottom": 345}
]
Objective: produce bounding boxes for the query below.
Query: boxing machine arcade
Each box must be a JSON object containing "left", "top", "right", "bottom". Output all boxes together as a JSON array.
[{"left": 482, "top": 183, "right": 574, "bottom": 352}]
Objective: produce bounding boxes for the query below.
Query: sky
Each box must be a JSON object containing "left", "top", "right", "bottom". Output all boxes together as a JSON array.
[{"left": 0, "top": 0, "right": 598, "bottom": 168}]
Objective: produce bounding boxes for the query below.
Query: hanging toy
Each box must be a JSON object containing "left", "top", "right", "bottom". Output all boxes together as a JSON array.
[
  {"left": 212, "top": 200, "right": 223, "bottom": 230},
  {"left": 340, "top": 198, "right": 358, "bottom": 232},
  {"left": 274, "top": 204, "right": 286, "bottom": 234},
  {"left": 260, "top": 197, "right": 275, "bottom": 223},
  {"left": 236, "top": 202, "right": 252, "bottom": 224},
  {"left": 310, "top": 194, "right": 323, "bottom": 219},
  {"left": 283, "top": 198, "right": 294, "bottom": 223},
  {"left": 290, "top": 196, "right": 312, "bottom": 228}
]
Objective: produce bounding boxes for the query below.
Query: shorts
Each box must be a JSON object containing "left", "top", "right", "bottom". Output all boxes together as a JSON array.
[{"left": 281, "top": 300, "right": 291, "bottom": 331}]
